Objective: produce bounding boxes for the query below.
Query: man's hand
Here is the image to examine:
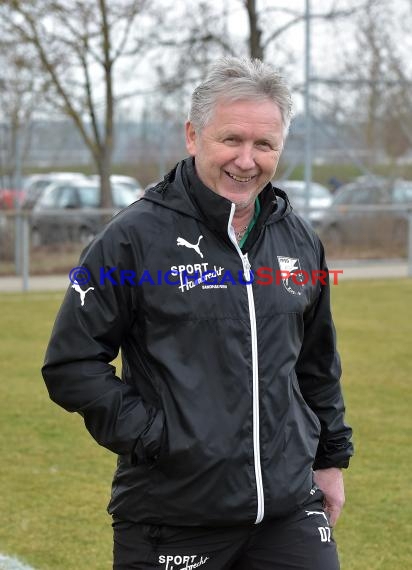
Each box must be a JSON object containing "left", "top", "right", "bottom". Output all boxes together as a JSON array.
[{"left": 313, "top": 467, "right": 345, "bottom": 527}]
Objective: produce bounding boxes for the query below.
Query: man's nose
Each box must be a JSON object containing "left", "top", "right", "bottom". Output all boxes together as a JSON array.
[{"left": 233, "top": 145, "right": 256, "bottom": 170}]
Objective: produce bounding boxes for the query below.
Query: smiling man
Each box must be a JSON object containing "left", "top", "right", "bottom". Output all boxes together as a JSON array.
[
  {"left": 42, "top": 57, "right": 353, "bottom": 570},
  {"left": 185, "top": 98, "right": 284, "bottom": 210}
]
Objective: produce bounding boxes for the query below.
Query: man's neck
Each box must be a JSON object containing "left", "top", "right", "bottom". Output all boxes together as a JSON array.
[{"left": 232, "top": 203, "right": 255, "bottom": 232}]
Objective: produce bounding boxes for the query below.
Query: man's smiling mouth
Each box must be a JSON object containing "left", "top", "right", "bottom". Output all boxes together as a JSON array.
[{"left": 225, "top": 171, "right": 256, "bottom": 183}]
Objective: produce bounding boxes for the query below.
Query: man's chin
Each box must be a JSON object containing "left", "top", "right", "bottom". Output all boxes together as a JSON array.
[
  {"left": 232, "top": 192, "right": 260, "bottom": 211},
  {"left": 219, "top": 188, "right": 257, "bottom": 209},
  {"left": 234, "top": 199, "right": 254, "bottom": 212}
]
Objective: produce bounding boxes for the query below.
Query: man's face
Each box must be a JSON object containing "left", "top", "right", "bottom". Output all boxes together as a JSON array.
[{"left": 185, "top": 98, "right": 284, "bottom": 211}]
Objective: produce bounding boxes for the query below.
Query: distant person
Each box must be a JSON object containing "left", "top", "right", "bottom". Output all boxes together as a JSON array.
[
  {"left": 328, "top": 176, "right": 343, "bottom": 193},
  {"left": 42, "top": 56, "right": 353, "bottom": 570}
]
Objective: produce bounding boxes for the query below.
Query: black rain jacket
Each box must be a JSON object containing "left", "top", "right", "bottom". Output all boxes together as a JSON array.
[{"left": 42, "top": 158, "right": 353, "bottom": 527}]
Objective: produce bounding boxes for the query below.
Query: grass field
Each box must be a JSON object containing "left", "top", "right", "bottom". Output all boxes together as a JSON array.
[{"left": 0, "top": 280, "right": 411, "bottom": 569}]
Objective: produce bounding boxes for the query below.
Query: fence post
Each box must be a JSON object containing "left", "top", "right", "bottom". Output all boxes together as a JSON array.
[
  {"left": 14, "top": 212, "right": 22, "bottom": 275},
  {"left": 408, "top": 212, "right": 412, "bottom": 278},
  {"left": 22, "top": 213, "right": 30, "bottom": 291}
]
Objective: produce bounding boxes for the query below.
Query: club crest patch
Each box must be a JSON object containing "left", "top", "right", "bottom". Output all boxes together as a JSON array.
[{"left": 277, "top": 256, "right": 305, "bottom": 296}]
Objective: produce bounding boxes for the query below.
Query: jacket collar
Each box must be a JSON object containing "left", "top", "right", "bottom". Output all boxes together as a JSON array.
[
  {"left": 143, "top": 157, "right": 292, "bottom": 251},
  {"left": 184, "top": 158, "right": 291, "bottom": 251}
]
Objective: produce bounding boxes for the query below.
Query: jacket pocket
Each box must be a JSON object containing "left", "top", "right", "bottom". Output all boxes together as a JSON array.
[
  {"left": 132, "top": 408, "right": 167, "bottom": 467},
  {"left": 282, "top": 372, "right": 321, "bottom": 457},
  {"left": 292, "top": 371, "right": 321, "bottom": 433}
]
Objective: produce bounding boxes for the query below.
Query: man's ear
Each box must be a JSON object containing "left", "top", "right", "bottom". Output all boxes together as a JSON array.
[{"left": 185, "top": 121, "right": 197, "bottom": 156}]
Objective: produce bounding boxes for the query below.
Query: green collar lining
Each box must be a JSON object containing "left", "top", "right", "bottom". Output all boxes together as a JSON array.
[{"left": 238, "top": 197, "right": 261, "bottom": 248}]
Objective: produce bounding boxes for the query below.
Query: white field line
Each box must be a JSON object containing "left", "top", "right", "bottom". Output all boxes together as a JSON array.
[{"left": 0, "top": 554, "right": 36, "bottom": 570}]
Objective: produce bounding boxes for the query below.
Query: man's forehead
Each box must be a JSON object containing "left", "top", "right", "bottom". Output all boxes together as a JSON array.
[
  {"left": 214, "top": 122, "right": 281, "bottom": 138},
  {"left": 207, "top": 101, "right": 283, "bottom": 138},
  {"left": 207, "top": 97, "right": 282, "bottom": 125}
]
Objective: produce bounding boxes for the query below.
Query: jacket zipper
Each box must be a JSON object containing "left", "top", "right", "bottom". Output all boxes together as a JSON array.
[{"left": 227, "top": 204, "right": 264, "bottom": 524}]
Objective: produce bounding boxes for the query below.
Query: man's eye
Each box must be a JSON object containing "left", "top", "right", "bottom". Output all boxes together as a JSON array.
[
  {"left": 224, "top": 137, "right": 238, "bottom": 144},
  {"left": 256, "top": 142, "right": 272, "bottom": 150}
]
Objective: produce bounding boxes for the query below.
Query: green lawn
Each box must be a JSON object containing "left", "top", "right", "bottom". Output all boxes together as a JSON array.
[{"left": 0, "top": 280, "right": 411, "bottom": 569}]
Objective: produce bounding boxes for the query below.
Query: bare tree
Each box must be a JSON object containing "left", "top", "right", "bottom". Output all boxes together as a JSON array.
[
  {"left": 149, "top": 0, "right": 365, "bottom": 118},
  {"left": 244, "top": 0, "right": 263, "bottom": 59},
  {"left": 381, "top": 3, "right": 412, "bottom": 159},
  {"left": 341, "top": 0, "right": 412, "bottom": 164},
  {"left": 165, "top": 0, "right": 362, "bottom": 62},
  {"left": 0, "top": 0, "right": 150, "bottom": 206},
  {"left": 0, "top": 48, "right": 45, "bottom": 188}
]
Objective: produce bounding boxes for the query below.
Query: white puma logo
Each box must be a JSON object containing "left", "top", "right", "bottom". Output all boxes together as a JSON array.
[
  {"left": 71, "top": 281, "right": 95, "bottom": 306},
  {"left": 305, "top": 510, "right": 329, "bottom": 524},
  {"left": 176, "top": 235, "right": 204, "bottom": 258}
]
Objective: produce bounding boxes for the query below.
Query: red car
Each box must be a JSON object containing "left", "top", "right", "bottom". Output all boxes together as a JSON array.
[{"left": 0, "top": 188, "right": 25, "bottom": 209}]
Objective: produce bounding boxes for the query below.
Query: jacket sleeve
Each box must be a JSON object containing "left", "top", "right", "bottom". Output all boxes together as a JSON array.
[
  {"left": 295, "top": 244, "right": 354, "bottom": 470},
  {"left": 41, "top": 222, "right": 164, "bottom": 463}
]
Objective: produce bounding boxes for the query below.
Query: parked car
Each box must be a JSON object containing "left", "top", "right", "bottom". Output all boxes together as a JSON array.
[
  {"left": 89, "top": 174, "right": 144, "bottom": 200},
  {"left": 318, "top": 177, "right": 412, "bottom": 250},
  {"left": 30, "top": 179, "right": 137, "bottom": 246},
  {"left": 275, "top": 179, "right": 333, "bottom": 226},
  {"left": 21, "top": 172, "right": 88, "bottom": 210}
]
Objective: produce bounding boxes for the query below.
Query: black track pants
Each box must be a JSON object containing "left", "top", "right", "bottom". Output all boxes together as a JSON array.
[{"left": 113, "top": 489, "right": 340, "bottom": 570}]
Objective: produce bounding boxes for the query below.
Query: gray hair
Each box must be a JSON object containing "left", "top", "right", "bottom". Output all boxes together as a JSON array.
[{"left": 188, "top": 56, "right": 293, "bottom": 138}]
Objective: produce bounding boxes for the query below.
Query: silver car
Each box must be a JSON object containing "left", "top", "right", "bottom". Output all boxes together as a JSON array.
[
  {"left": 276, "top": 180, "right": 332, "bottom": 227},
  {"left": 22, "top": 172, "right": 88, "bottom": 209},
  {"left": 318, "top": 177, "right": 412, "bottom": 253},
  {"left": 30, "top": 179, "right": 137, "bottom": 246},
  {"left": 89, "top": 174, "right": 144, "bottom": 200}
]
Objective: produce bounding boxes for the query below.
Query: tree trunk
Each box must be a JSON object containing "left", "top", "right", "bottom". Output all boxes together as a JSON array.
[
  {"left": 245, "top": 0, "right": 264, "bottom": 60},
  {"left": 97, "top": 145, "right": 113, "bottom": 208}
]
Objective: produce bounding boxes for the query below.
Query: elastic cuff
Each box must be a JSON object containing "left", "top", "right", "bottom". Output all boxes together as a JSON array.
[{"left": 313, "top": 457, "right": 350, "bottom": 470}]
